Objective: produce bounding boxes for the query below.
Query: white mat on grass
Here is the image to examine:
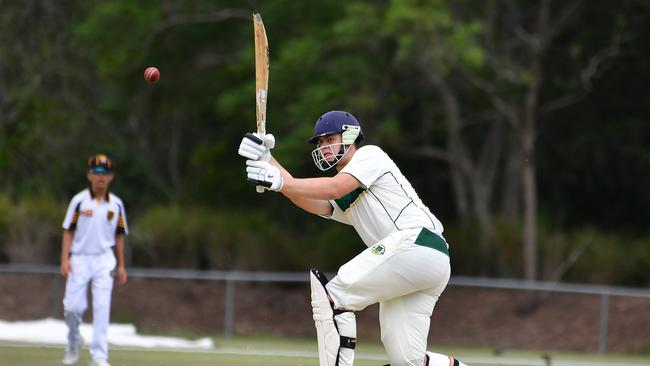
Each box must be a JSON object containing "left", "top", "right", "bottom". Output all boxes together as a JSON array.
[{"left": 0, "top": 318, "right": 214, "bottom": 349}]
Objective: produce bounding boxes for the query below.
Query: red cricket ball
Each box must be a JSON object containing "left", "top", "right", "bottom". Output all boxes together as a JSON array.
[{"left": 144, "top": 67, "right": 160, "bottom": 84}]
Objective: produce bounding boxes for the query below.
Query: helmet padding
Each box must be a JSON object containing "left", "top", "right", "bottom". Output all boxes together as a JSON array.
[
  {"left": 341, "top": 125, "right": 361, "bottom": 145},
  {"left": 308, "top": 111, "right": 364, "bottom": 144}
]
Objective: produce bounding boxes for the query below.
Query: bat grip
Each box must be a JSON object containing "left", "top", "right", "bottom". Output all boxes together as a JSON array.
[{"left": 255, "top": 128, "right": 266, "bottom": 194}]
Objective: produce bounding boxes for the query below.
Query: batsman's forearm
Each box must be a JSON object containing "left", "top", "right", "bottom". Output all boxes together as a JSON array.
[
  {"left": 268, "top": 158, "right": 332, "bottom": 215},
  {"left": 284, "top": 192, "right": 333, "bottom": 216},
  {"left": 270, "top": 158, "right": 339, "bottom": 201},
  {"left": 281, "top": 176, "right": 343, "bottom": 201}
]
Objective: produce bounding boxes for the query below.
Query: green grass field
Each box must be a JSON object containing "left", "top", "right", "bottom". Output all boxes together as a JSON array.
[{"left": 2, "top": 336, "right": 649, "bottom": 366}]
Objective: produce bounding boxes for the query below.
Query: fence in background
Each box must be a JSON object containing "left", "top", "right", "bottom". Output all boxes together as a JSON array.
[{"left": 2, "top": 264, "right": 650, "bottom": 354}]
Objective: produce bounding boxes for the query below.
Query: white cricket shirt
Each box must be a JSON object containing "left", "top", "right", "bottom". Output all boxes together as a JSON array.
[
  {"left": 326, "top": 145, "right": 443, "bottom": 247},
  {"left": 62, "top": 189, "right": 128, "bottom": 255}
]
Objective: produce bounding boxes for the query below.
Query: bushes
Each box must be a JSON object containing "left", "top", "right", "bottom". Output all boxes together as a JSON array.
[
  {"left": 445, "top": 217, "right": 650, "bottom": 286},
  {"left": 132, "top": 205, "right": 286, "bottom": 269},
  {"left": 562, "top": 227, "right": 650, "bottom": 286},
  {"left": 130, "top": 205, "right": 360, "bottom": 271},
  {"left": 1, "top": 194, "right": 648, "bottom": 286},
  {"left": 0, "top": 195, "right": 360, "bottom": 271},
  {"left": 0, "top": 193, "right": 62, "bottom": 263}
]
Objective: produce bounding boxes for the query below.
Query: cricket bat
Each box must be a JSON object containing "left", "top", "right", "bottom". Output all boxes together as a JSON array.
[{"left": 253, "top": 13, "right": 269, "bottom": 193}]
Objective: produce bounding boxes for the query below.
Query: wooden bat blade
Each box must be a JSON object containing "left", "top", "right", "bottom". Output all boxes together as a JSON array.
[
  {"left": 253, "top": 13, "right": 269, "bottom": 135},
  {"left": 253, "top": 13, "right": 269, "bottom": 193}
]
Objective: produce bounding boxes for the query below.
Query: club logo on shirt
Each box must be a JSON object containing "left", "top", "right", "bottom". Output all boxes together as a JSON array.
[
  {"left": 107, "top": 211, "right": 114, "bottom": 220},
  {"left": 371, "top": 243, "right": 385, "bottom": 255}
]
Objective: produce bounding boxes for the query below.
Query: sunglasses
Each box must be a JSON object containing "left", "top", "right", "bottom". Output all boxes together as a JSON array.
[{"left": 89, "top": 168, "right": 113, "bottom": 175}]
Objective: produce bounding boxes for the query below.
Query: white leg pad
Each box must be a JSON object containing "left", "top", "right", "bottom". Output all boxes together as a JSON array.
[
  {"left": 334, "top": 311, "right": 356, "bottom": 366},
  {"left": 311, "top": 269, "right": 356, "bottom": 366},
  {"left": 311, "top": 270, "right": 339, "bottom": 366}
]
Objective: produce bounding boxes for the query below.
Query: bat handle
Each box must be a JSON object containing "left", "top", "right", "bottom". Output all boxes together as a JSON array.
[{"left": 255, "top": 127, "right": 266, "bottom": 194}]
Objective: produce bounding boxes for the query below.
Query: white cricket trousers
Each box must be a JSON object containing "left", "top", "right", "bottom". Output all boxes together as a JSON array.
[
  {"left": 63, "top": 251, "right": 116, "bottom": 361},
  {"left": 326, "top": 228, "right": 451, "bottom": 366}
]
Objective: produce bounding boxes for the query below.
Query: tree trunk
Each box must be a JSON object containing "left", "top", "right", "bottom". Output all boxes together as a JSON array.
[
  {"left": 521, "top": 129, "right": 538, "bottom": 280},
  {"left": 451, "top": 167, "right": 470, "bottom": 224},
  {"left": 472, "top": 173, "right": 496, "bottom": 273},
  {"left": 428, "top": 70, "right": 496, "bottom": 273},
  {"left": 500, "top": 135, "right": 521, "bottom": 219},
  {"left": 520, "top": 0, "right": 548, "bottom": 281}
]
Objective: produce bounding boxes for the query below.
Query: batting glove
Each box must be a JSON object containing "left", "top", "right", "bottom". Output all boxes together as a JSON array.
[
  {"left": 238, "top": 132, "right": 275, "bottom": 162},
  {"left": 246, "top": 160, "right": 283, "bottom": 192}
]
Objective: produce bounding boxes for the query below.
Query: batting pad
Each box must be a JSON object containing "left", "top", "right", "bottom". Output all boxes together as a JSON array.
[{"left": 310, "top": 269, "right": 356, "bottom": 366}]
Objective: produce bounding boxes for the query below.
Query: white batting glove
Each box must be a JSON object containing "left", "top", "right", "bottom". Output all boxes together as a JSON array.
[
  {"left": 238, "top": 133, "right": 275, "bottom": 162},
  {"left": 246, "top": 160, "right": 283, "bottom": 192}
]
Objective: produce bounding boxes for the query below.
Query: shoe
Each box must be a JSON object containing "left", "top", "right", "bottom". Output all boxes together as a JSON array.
[
  {"left": 89, "top": 359, "right": 111, "bottom": 366},
  {"left": 62, "top": 338, "right": 84, "bottom": 365}
]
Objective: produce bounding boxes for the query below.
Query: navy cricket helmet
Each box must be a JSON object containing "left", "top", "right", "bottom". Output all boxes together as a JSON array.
[{"left": 308, "top": 110, "right": 364, "bottom": 144}]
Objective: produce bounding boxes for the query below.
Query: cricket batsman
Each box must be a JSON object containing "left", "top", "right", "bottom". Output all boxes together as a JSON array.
[{"left": 239, "top": 111, "right": 469, "bottom": 366}]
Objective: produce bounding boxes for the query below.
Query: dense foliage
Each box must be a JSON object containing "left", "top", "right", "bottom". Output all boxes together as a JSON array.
[{"left": 0, "top": 1, "right": 648, "bottom": 285}]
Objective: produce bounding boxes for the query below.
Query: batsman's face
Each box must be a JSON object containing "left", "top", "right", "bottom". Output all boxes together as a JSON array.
[{"left": 316, "top": 133, "right": 343, "bottom": 162}]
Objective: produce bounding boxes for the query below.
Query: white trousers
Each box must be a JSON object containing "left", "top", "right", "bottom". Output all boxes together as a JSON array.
[
  {"left": 63, "top": 251, "right": 116, "bottom": 361},
  {"left": 326, "top": 228, "right": 451, "bottom": 366}
]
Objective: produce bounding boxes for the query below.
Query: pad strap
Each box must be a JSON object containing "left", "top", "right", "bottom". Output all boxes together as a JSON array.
[{"left": 340, "top": 336, "right": 356, "bottom": 349}]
